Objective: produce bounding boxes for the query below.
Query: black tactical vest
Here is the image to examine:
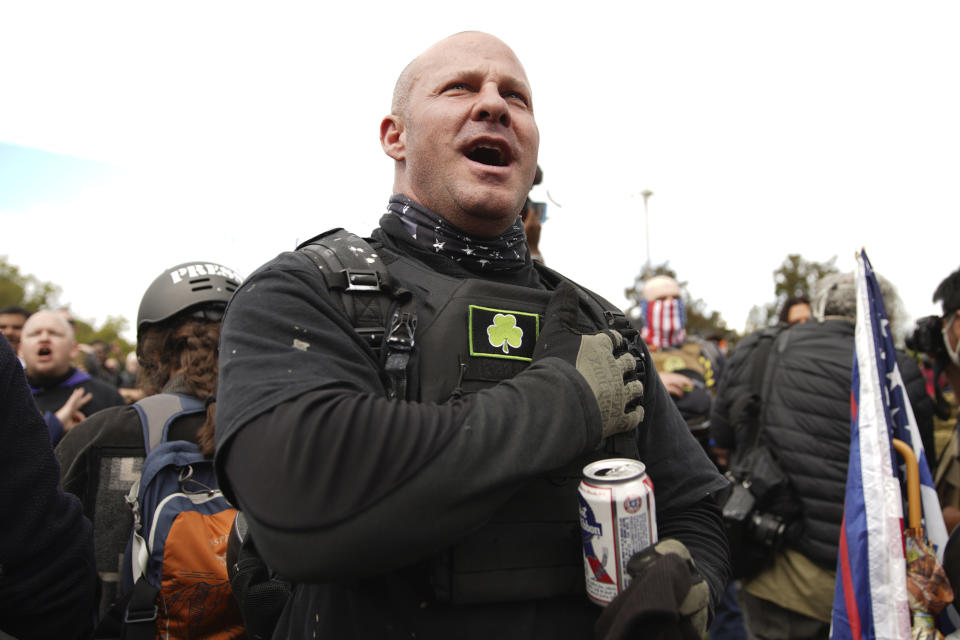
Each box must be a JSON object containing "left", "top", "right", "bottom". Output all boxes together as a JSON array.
[{"left": 299, "top": 229, "right": 642, "bottom": 604}]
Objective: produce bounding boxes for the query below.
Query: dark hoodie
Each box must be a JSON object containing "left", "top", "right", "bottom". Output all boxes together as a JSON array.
[{"left": 0, "top": 337, "right": 98, "bottom": 639}]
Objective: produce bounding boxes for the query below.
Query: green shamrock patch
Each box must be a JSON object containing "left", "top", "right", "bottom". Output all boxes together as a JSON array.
[{"left": 469, "top": 305, "right": 539, "bottom": 361}]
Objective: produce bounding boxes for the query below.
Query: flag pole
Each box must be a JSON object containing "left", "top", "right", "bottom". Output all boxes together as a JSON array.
[{"left": 892, "top": 438, "right": 922, "bottom": 535}]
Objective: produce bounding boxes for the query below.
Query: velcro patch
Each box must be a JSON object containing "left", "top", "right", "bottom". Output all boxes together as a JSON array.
[{"left": 469, "top": 305, "right": 540, "bottom": 361}]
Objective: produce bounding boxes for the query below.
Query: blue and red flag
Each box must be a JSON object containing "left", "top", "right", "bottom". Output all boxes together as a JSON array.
[
  {"left": 830, "top": 249, "right": 954, "bottom": 640},
  {"left": 640, "top": 297, "right": 686, "bottom": 349}
]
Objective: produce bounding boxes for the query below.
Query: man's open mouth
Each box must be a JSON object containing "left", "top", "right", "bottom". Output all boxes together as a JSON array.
[
  {"left": 38, "top": 347, "right": 51, "bottom": 356},
  {"left": 465, "top": 142, "right": 511, "bottom": 167}
]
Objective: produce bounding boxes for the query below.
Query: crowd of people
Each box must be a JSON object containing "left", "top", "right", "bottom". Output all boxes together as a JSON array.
[{"left": 2, "top": 30, "right": 959, "bottom": 640}]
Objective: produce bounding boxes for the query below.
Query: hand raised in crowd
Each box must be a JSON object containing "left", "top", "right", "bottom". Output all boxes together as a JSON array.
[
  {"left": 55, "top": 387, "right": 92, "bottom": 433},
  {"left": 659, "top": 371, "right": 694, "bottom": 399}
]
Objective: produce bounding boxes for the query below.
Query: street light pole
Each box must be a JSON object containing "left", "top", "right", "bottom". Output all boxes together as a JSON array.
[{"left": 640, "top": 190, "right": 653, "bottom": 274}]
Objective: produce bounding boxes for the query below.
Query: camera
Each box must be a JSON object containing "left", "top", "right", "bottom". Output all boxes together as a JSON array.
[
  {"left": 906, "top": 315, "right": 946, "bottom": 361},
  {"left": 722, "top": 481, "right": 786, "bottom": 550},
  {"left": 721, "top": 471, "right": 793, "bottom": 578},
  {"left": 750, "top": 510, "right": 787, "bottom": 548}
]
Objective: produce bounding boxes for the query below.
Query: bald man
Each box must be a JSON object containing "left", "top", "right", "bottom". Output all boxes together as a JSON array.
[
  {"left": 20, "top": 310, "right": 124, "bottom": 444},
  {"left": 216, "top": 32, "right": 728, "bottom": 639}
]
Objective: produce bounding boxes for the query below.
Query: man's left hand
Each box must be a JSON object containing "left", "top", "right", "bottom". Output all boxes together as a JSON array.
[
  {"left": 594, "top": 539, "right": 709, "bottom": 640},
  {"left": 55, "top": 388, "right": 92, "bottom": 433}
]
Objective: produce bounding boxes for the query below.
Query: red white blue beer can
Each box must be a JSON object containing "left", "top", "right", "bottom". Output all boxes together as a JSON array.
[{"left": 578, "top": 458, "right": 658, "bottom": 606}]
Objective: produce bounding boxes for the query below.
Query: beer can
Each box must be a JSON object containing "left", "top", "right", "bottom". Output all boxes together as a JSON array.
[{"left": 578, "top": 458, "right": 658, "bottom": 606}]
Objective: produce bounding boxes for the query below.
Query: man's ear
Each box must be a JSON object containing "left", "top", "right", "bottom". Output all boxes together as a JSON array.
[{"left": 380, "top": 115, "right": 405, "bottom": 161}]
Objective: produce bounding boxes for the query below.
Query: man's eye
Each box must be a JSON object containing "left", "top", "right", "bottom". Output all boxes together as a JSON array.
[
  {"left": 505, "top": 92, "right": 529, "bottom": 106},
  {"left": 444, "top": 83, "right": 471, "bottom": 92}
]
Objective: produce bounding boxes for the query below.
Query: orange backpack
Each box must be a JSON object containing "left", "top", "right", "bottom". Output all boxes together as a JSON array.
[{"left": 121, "top": 394, "right": 244, "bottom": 639}]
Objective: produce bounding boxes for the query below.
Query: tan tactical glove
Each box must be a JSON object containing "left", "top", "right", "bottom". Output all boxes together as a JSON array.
[{"left": 533, "top": 283, "right": 644, "bottom": 437}]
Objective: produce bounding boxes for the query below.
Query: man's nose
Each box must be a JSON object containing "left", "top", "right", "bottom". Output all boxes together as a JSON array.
[{"left": 471, "top": 83, "right": 510, "bottom": 127}]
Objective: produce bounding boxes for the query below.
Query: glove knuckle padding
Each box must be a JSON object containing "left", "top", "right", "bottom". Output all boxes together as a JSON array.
[
  {"left": 576, "top": 334, "right": 643, "bottom": 437},
  {"left": 606, "top": 329, "right": 624, "bottom": 349},
  {"left": 615, "top": 351, "right": 635, "bottom": 377}
]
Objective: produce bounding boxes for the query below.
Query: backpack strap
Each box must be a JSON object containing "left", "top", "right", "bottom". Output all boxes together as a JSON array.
[
  {"left": 133, "top": 393, "right": 206, "bottom": 454},
  {"left": 297, "top": 229, "right": 415, "bottom": 399},
  {"left": 123, "top": 579, "right": 159, "bottom": 639},
  {"left": 739, "top": 327, "right": 786, "bottom": 451}
]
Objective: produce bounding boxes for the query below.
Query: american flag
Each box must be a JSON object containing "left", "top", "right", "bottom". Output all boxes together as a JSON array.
[{"left": 830, "top": 249, "right": 955, "bottom": 640}]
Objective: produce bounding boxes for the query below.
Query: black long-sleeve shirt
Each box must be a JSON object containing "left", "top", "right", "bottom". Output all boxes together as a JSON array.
[{"left": 0, "top": 337, "right": 98, "bottom": 639}]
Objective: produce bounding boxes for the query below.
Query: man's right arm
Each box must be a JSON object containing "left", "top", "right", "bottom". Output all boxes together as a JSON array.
[{"left": 216, "top": 254, "right": 605, "bottom": 582}]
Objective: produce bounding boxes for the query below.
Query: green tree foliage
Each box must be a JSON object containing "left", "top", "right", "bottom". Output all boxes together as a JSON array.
[
  {"left": 0, "top": 256, "right": 61, "bottom": 311},
  {"left": 1, "top": 257, "right": 133, "bottom": 353},
  {"left": 773, "top": 253, "right": 838, "bottom": 300},
  {"left": 746, "top": 253, "right": 839, "bottom": 331},
  {"left": 73, "top": 315, "right": 134, "bottom": 354},
  {"left": 624, "top": 262, "right": 733, "bottom": 340}
]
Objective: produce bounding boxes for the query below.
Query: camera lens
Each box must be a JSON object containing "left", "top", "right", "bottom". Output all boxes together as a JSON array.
[{"left": 750, "top": 512, "right": 786, "bottom": 548}]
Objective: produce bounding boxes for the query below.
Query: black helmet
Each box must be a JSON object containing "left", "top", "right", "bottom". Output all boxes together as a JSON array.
[{"left": 137, "top": 262, "right": 242, "bottom": 336}]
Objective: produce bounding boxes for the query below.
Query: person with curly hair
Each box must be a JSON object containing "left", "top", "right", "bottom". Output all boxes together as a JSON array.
[{"left": 55, "top": 261, "right": 242, "bottom": 634}]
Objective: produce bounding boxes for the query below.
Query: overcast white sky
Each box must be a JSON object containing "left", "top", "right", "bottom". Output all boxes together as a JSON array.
[{"left": 1, "top": 2, "right": 958, "bottom": 342}]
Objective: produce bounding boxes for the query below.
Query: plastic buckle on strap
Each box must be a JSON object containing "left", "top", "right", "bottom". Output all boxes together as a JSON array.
[
  {"left": 344, "top": 270, "right": 383, "bottom": 292},
  {"left": 386, "top": 311, "right": 417, "bottom": 351},
  {"left": 125, "top": 604, "right": 158, "bottom": 624}
]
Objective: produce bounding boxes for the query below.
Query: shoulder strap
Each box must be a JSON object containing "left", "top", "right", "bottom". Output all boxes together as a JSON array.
[
  {"left": 122, "top": 578, "right": 159, "bottom": 639},
  {"left": 297, "top": 229, "right": 414, "bottom": 399},
  {"left": 742, "top": 327, "right": 786, "bottom": 450},
  {"left": 297, "top": 228, "right": 395, "bottom": 351},
  {"left": 133, "top": 393, "right": 205, "bottom": 454}
]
